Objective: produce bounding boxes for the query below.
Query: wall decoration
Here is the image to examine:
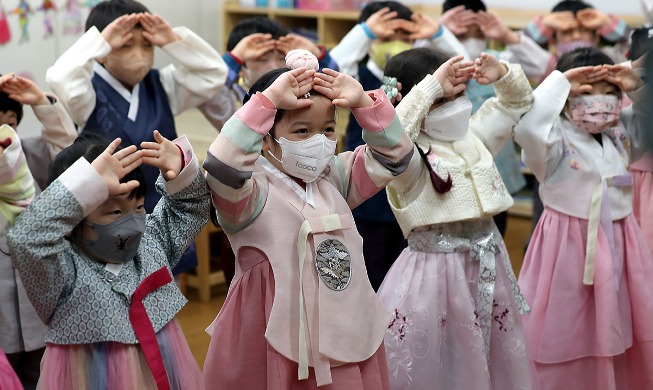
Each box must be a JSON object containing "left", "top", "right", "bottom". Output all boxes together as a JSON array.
[
  {"left": 38, "top": 0, "right": 56, "bottom": 38},
  {"left": 63, "top": 0, "right": 82, "bottom": 35},
  {"left": 0, "top": 2, "right": 11, "bottom": 44},
  {"left": 12, "top": 0, "right": 33, "bottom": 43}
]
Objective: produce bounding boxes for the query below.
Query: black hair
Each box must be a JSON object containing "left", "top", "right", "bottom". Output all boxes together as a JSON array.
[
  {"left": 384, "top": 47, "right": 450, "bottom": 102},
  {"left": 629, "top": 27, "right": 653, "bottom": 61},
  {"left": 384, "top": 48, "right": 453, "bottom": 194},
  {"left": 551, "top": 0, "right": 593, "bottom": 14},
  {"left": 47, "top": 132, "right": 146, "bottom": 200},
  {"left": 227, "top": 17, "right": 289, "bottom": 52},
  {"left": 0, "top": 91, "right": 23, "bottom": 125},
  {"left": 556, "top": 46, "right": 614, "bottom": 72},
  {"left": 442, "top": 0, "right": 487, "bottom": 13},
  {"left": 85, "top": 0, "right": 149, "bottom": 32},
  {"left": 358, "top": 1, "right": 413, "bottom": 24}
]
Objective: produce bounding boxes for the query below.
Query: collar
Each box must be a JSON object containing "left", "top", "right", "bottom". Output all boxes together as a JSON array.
[
  {"left": 93, "top": 62, "right": 141, "bottom": 121},
  {"left": 257, "top": 156, "right": 316, "bottom": 208}
]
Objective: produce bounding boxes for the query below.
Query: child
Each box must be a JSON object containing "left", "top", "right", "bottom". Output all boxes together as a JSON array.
[
  {"left": 330, "top": 1, "right": 468, "bottom": 291},
  {"left": 0, "top": 73, "right": 77, "bottom": 389},
  {"left": 514, "top": 47, "right": 653, "bottom": 389},
  {"left": 202, "top": 51, "right": 420, "bottom": 389},
  {"left": 46, "top": 0, "right": 226, "bottom": 213},
  {"left": 7, "top": 130, "right": 210, "bottom": 389},
  {"left": 378, "top": 48, "right": 534, "bottom": 389}
]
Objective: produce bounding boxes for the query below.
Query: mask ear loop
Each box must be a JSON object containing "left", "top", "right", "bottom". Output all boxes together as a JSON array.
[{"left": 265, "top": 134, "right": 283, "bottom": 164}]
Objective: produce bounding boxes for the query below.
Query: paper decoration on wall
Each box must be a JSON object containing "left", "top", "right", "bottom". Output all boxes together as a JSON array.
[
  {"left": 38, "top": 0, "right": 56, "bottom": 38},
  {"left": 0, "top": 2, "right": 11, "bottom": 44},
  {"left": 63, "top": 0, "right": 82, "bottom": 35},
  {"left": 12, "top": 0, "right": 33, "bottom": 43}
]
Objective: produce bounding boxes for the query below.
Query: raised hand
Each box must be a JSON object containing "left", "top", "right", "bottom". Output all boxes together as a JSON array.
[
  {"left": 101, "top": 13, "right": 140, "bottom": 50},
  {"left": 576, "top": 9, "right": 609, "bottom": 30},
  {"left": 365, "top": 7, "right": 401, "bottom": 39},
  {"left": 141, "top": 130, "right": 182, "bottom": 181},
  {"left": 261, "top": 67, "right": 315, "bottom": 110},
  {"left": 230, "top": 33, "right": 276, "bottom": 62},
  {"left": 276, "top": 34, "right": 322, "bottom": 57},
  {"left": 1, "top": 76, "right": 49, "bottom": 106},
  {"left": 563, "top": 65, "right": 608, "bottom": 95},
  {"left": 477, "top": 11, "right": 520, "bottom": 45},
  {"left": 438, "top": 5, "right": 477, "bottom": 36},
  {"left": 605, "top": 64, "right": 642, "bottom": 93},
  {"left": 0, "top": 73, "right": 13, "bottom": 87},
  {"left": 313, "top": 68, "right": 374, "bottom": 108},
  {"left": 542, "top": 11, "right": 578, "bottom": 32},
  {"left": 90, "top": 138, "right": 142, "bottom": 196},
  {"left": 433, "top": 55, "right": 474, "bottom": 96},
  {"left": 473, "top": 52, "right": 508, "bottom": 85},
  {"left": 140, "top": 13, "right": 180, "bottom": 47},
  {"left": 408, "top": 12, "right": 440, "bottom": 40}
]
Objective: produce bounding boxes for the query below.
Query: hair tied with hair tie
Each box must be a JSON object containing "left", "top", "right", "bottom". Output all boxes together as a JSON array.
[
  {"left": 285, "top": 49, "right": 320, "bottom": 71},
  {"left": 381, "top": 76, "right": 399, "bottom": 100}
]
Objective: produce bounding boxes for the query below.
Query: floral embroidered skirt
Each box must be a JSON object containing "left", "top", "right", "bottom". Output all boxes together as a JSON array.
[
  {"left": 37, "top": 319, "right": 203, "bottom": 390},
  {"left": 203, "top": 250, "right": 389, "bottom": 390},
  {"left": 519, "top": 208, "right": 653, "bottom": 390},
  {"left": 377, "top": 219, "right": 534, "bottom": 390}
]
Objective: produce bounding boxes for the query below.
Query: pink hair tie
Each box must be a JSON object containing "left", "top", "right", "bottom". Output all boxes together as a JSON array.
[{"left": 285, "top": 49, "right": 319, "bottom": 71}]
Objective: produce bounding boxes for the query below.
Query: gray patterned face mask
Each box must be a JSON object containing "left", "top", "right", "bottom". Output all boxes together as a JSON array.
[{"left": 73, "top": 213, "right": 146, "bottom": 264}]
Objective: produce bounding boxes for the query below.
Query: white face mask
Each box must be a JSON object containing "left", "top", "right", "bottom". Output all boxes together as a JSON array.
[
  {"left": 462, "top": 38, "right": 487, "bottom": 60},
  {"left": 423, "top": 95, "right": 473, "bottom": 141},
  {"left": 268, "top": 134, "right": 337, "bottom": 183}
]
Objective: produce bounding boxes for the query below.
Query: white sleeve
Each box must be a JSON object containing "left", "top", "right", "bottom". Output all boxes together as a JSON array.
[
  {"left": 414, "top": 26, "right": 470, "bottom": 60},
  {"left": 500, "top": 32, "right": 553, "bottom": 83},
  {"left": 31, "top": 95, "right": 79, "bottom": 159},
  {"left": 330, "top": 24, "right": 372, "bottom": 79},
  {"left": 642, "top": 0, "right": 653, "bottom": 25},
  {"left": 513, "top": 70, "right": 569, "bottom": 181},
  {"left": 196, "top": 87, "right": 239, "bottom": 132},
  {"left": 159, "top": 27, "right": 228, "bottom": 116},
  {"left": 469, "top": 63, "right": 533, "bottom": 155},
  {"left": 45, "top": 27, "right": 110, "bottom": 129}
]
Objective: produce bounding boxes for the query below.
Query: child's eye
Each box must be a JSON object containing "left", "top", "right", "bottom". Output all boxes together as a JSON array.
[
  {"left": 109, "top": 210, "right": 122, "bottom": 215},
  {"left": 324, "top": 127, "right": 335, "bottom": 133},
  {"left": 296, "top": 128, "right": 309, "bottom": 134}
]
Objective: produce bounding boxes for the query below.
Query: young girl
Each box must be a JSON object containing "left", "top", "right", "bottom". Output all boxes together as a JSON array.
[
  {"left": 7, "top": 130, "right": 210, "bottom": 389},
  {"left": 514, "top": 47, "right": 653, "bottom": 389},
  {"left": 377, "top": 48, "right": 534, "bottom": 389},
  {"left": 202, "top": 51, "right": 420, "bottom": 389}
]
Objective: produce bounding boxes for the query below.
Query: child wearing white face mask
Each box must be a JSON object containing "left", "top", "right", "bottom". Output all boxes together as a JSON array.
[
  {"left": 202, "top": 50, "right": 420, "bottom": 389},
  {"left": 7, "top": 131, "right": 210, "bottom": 389},
  {"left": 378, "top": 48, "right": 535, "bottom": 390},
  {"left": 514, "top": 47, "right": 653, "bottom": 389}
]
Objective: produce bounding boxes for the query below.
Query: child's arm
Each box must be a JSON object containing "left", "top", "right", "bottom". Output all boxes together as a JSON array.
[
  {"left": 140, "top": 131, "right": 211, "bottom": 268},
  {"left": 7, "top": 139, "right": 141, "bottom": 323},
  {"left": 225, "top": 33, "right": 276, "bottom": 90},
  {"left": 469, "top": 54, "right": 534, "bottom": 155},
  {"left": 277, "top": 34, "right": 339, "bottom": 71},
  {"left": 1, "top": 76, "right": 77, "bottom": 158},
  {"left": 607, "top": 64, "right": 647, "bottom": 157},
  {"left": 0, "top": 124, "right": 35, "bottom": 233},
  {"left": 330, "top": 7, "right": 399, "bottom": 78},
  {"left": 203, "top": 68, "right": 315, "bottom": 233},
  {"left": 46, "top": 14, "right": 140, "bottom": 128},
  {"left": 313, "top": 69, "right": 421, "bottom": 208},
  {"left": 142, "top": 13, "right": 228, "bottom": 115},
  {"left": 576, "top": 9, "right": 630, "bottom": 44},
  {"left": 412, "top": 12, "right": 470, "bottom": 60}
]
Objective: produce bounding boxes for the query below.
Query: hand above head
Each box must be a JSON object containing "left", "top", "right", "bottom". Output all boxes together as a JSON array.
[
  {"left": 91, "top": 138, "right": 142, "bottom": 196},
  {"left": 139, "top": 13, "right": 180, "bottom": 47},
  {"left": 604, "top": 64, "right": 642, "bottom": 93},
  {"left": 261, "top": 67, "right": 315, "bottom": 110},
  {"left": 407, "top": 12, "right": 440, "bottom": 40},
  {"left": 438, "top": 5, "right": 477, "bottom": 36},
  {"left": 313, "top": 68, "right": 374, "bottom": 108},
  {"left": 365, "top": 7, "right": 401, "bottom": 39},
  {"left": 230, "top": 33, "right": 276, "bottom": 62},
  {"left": 101, "top": 13, "right": 140, "bottom": 50},
  {"left": 140, "top": 130, "right": 182, "bottom": 181},
  {"left": 473, "top": 52, "right": 508, "bottom": 85},
  {"left": 433, "top": 55, "right": 474, "bottom": 96},
  {"left": 276, "top": 34, "right": 322, "bottom": 57},
  {"left": 563, "top": 65, "right": 608, "bottom": 95},
  {"left": 477, "top": 11, "right": 520, "bottom": 45},
  {"left": 1, "top": 75, "right": 49, "bottom": 106},
  {"left": 576, "top": 9, "right": 610, "bottom": 31},
  {"left": 542, "top": 11, "right": 578, "bottom": 32}
]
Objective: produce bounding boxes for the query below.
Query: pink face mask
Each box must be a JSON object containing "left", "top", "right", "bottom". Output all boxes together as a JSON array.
[
  {"left": 556, "top": 40, "right": 594, "bottom": 55},
  {"left": 569, "top": 95, "right": 621, "bottom": 134}
]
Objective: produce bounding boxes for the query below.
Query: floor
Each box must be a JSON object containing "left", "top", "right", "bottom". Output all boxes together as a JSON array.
[{"left": 176, "top": 215, "right": 533, "bottom": 368}]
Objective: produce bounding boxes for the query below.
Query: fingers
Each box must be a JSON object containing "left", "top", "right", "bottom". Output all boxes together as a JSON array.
[
  {"left": 331, "top": 98, "right": 349, "bottom": 108},
  {"left": 104, "top": 138, "right": 123, "bottom": 156},
  {"left": 294, "top": 99, "right": 314, "bottom": 109},
  {"left": 314, "top": 71, "right": 335, "bottom": 84},
  {"left": 152, "top": 129, "right": 164, "bottom": 143},
  {"left": 452, "top": 83, "right": 467, "bottom": 95},
  {"left": 576, "top": 84, "right": 593, "bottom": 94},
  {"left": 115, "top": 180, "right": 141, "bottom": 196},
  {"left": 0, "top": 73, "right": 13, "bottom": 86},
  {"left": 120, "top": 148, "right": 143, "bottom": 168},
  {"left": 312, "top": 84, "right": 333, "bottom": 98}
]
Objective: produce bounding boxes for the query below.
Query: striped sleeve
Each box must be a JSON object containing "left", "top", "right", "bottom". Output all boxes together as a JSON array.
[
  {"left": 523, "top": 16, "right": 553, "bottom": 45},
  {"left": 335, "top": 90, "right": 418, "bottom": 209},
  {"left": 203, "top": 94, "right": 272, "bottom": 233},
  {"left": 597, "top": 15, "right": 630, "bottom": 43},
  {"left": 0, "top": 126, "right": 35, "bottom": 233}
]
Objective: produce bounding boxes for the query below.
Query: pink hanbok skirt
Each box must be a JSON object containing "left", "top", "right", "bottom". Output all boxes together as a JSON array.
[
  {"left": 37, "top": 320, "right": 202, "bottom": 390},
  {"left": 203, "top": 249, "right": 389, "bottom": 390},
  {"left": 0, "top": 347, "right": 22, "bottom": 389},
  {"left": 377, "top": 219, "right": 534, "bottom": 390},
  {"left": 519, "top": 207, "right": 653, "bottom": 390}
]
